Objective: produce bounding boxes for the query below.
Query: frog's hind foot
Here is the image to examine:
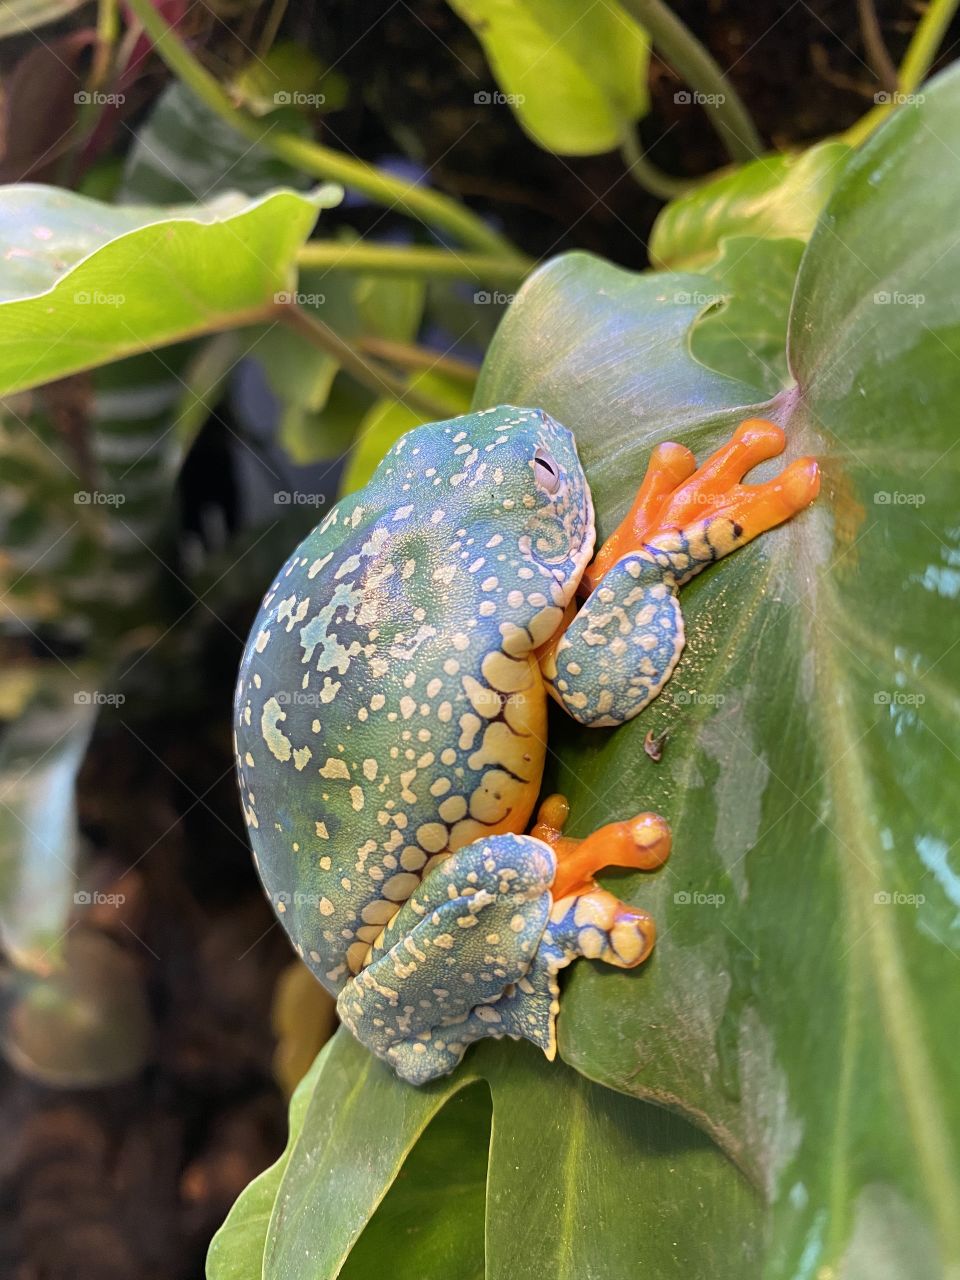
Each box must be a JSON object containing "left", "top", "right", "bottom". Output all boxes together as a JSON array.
[
  {"left": 505, "top": 811, "right": 665, "bottom": 1058},
  {"left": 531, "top": 793, "right": 670, "bottom": 899}
]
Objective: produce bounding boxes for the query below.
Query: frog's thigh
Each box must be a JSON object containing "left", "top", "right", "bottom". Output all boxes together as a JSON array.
[
  {"left": 336, "top": 834, "right": 555, "bottom": 1083},
  {"left": 541, "top": 553, "right": 683, "bottom": 728}
]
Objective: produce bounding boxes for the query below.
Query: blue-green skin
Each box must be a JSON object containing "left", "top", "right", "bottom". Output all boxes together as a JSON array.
[{"left": 235, "top": 406, "right": 708, "bottom": 1084}]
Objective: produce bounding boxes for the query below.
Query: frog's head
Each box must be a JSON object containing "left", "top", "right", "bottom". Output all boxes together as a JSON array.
[{"left": 380, "top": 404, "right": 595, "bottom": 597}]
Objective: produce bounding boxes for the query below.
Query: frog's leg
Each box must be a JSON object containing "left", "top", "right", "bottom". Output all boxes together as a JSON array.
[
  {"left": 335, "top": 833, "right": 556, "bottom": 1084},
  {"left": 335, "top": 823, "right": 666, "bottom": 1085},
  {"left": 541, "top": 419, "right": 819, "bottom": 726}
]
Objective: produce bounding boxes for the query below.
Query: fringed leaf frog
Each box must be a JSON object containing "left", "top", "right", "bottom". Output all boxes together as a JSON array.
[{"left": 235, "top": 406, "right": 818, "bottom": 1084}]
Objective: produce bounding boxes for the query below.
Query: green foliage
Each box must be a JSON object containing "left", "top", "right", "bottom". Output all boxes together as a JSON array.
[
  {"left": 446, "top": 0, "right": 649, "bottom": 154},
  {"left": 209, "top": 1032, "right": 762, "bottom": 1280},
  {"left": 121, "top": 82, "right": 312, "bottom": 202},
  {"left": 0, "top": 684, "right": 95, "bottom": 970},
  {"left": 479, "top": 69, "right": 960, "bottom": 1280},
  {"left": 230, "top": 43, "right": 349, "bottom": 118},
  {"left": 0, "top": 0, "right": 85, "bottom": 36},
  {"left": 213, "top": 63, "right": 960, "bottom": 1280},
  {"left": 254, "top": 256, "right": 428, "bottom": 464},
  {"left": 0, "top": 185, "right": 338, "bottom": 394}
]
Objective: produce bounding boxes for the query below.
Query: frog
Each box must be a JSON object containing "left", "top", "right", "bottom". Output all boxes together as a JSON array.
[{"left": 234, "top": 405, "right": 819, "bottom": 1085}]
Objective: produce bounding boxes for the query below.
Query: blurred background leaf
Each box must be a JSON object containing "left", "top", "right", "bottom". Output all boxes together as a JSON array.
[
  {"left": 0, "top": 184, "right": 337, "bottom": 393},
  {"left": 445, "top": 0, "right": 649, "bottom": 155}
]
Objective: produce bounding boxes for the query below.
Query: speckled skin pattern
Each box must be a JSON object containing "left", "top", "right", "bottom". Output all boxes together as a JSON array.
[{"left": 234, "top": 406, "right": 696, "bottom": 1083}]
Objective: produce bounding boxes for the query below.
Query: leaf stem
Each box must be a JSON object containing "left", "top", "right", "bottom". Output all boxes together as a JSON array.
[
  {"left": 844, "top": 0, "right": 960, "bottom": 145},
  {"left": 620, "top": 128, "right": 696, "bottom": 200},
  {"left": 276, "top": 305, "right": 455, "bottom": 419},
  {"left": 619, "top": 0, "right": 762, "bottom": 161},
  {"left": 899, "top": 0, "right": 960, "bottom": 92},
  {"left": 356, "top": 337, "right": 478, "bottom": 383},
  {"left": 123, "top": 0, "right": 522, "bottom": 258},
  {"left": 297, "top": 240, "right": 532, "bottom": 285},
  {"left": 857, "top": 0, "right": 899, "bottom": 94},
  {"left": 91, "top": 0, "right": 119, "bottom": 89}
]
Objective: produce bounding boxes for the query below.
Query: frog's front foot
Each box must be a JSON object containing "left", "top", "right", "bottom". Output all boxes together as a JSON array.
[{"left": 542, "top": 419, "right": 819, "bottom": 726}]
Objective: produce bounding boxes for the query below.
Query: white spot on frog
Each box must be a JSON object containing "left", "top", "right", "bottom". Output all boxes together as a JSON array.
[
  {"left": 261, "top": 697, "right": 292, "bottom": 762},
  {"left": 299, "top": 583, "right": 364, "bottom": 676},
  {"left": 277, "top": 593, "right": 310, "bottom": 633}
]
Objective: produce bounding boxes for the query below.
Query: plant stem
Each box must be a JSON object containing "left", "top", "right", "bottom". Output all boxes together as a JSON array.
[
  {"left": 124, "top": 0, "right": 521, "bottom": 258},
  {"left": 619, "top": 0, "right": 762, "bottom": 161},
  {"left": 898, "top": 0, "right": 959, "bottom": 91},
  {"left": 356, "top": 337, "right": 478, "bottom": 383},
  {"left": 90, "top": 0, "right": 119, "bottom": 89},
  {"left": 277, "top": 306, "right": 455, "bottom": 418},
  {"left": 620, "top": 128, "right": 695, "bottom": 200},
  {"left": 857, "top": 0, "right": 899, "bottom": 94},
  {"left": 844, "top": 0, "right": 960, "bottom": 145},
  {"left": 297, "top": 240, "right": 532, "bottom": 285}
]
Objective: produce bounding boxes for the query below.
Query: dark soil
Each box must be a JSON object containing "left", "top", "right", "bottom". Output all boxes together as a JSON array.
[{"left": 3, "top": 2, "right": 958, "bottom": 1277}]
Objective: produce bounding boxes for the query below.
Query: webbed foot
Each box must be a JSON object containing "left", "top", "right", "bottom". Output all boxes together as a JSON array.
[{"left": 585, "top": 418, "right": 820, "bottom": 591}]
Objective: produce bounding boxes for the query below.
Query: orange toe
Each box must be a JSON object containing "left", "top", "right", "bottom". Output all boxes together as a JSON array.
[{"left": 551, "top": 812, "right": 671, "bottom": 900}]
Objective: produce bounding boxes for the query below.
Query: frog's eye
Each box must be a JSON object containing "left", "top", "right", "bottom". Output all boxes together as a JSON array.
[{"left": 533, "top": 447, "right": 561, "bottom": 494}]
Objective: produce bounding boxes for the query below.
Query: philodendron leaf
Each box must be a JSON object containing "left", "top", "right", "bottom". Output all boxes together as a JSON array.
[
  {"left": 0, "top": 183, "right": 339, "bottom": 394},
  {"left": 446, "top": 0, "right": 649, "bottom": 155},
  {"left": 208, "top": 1033, "right": 762, "bottom": 1280},
  {"left": 650, "top": 140, "right": 850, "bottom": 270},
  {"left": 688, "top": 235, "right": 804, "bottom": 394},
  {"left": 476, "top": 63, "right": 960, "bottom": 1280},
  {"left": 206, "top": 1044, "right": 329, "bottom": 1280},
  {"left": 254, "top": 1032, "right": 475, "bottom": 1280}
]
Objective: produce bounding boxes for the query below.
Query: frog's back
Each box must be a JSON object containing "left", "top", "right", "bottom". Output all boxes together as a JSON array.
[{"left": 234, "top": 431, "right": 561, "bottom": 989}]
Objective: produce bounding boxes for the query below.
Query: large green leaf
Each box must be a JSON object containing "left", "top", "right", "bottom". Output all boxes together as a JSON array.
[
  {"left": 340, "top": 1083, "right": 489, "bottom": 1280},
  {"left": 210, "top": 63, "right": 960, "bottom": 1280},
  {"left": 650, "top": 141, "right": 851, "bottom": 270},
  {"left": 446, "top": 0, "right": 649, "bottom": 155},
  {"left": 208, "top": 1033, "right": 762, "bottom": 1280},
  {"left": 0, "top": 184, "right": 339, "bottom": 394},
  {"left": 476, "top": 66, "right": 960, "bottom": 1280},
  {"left": 206, "top": 1045, "right": 330, "bottom": 1280},
  {"left": 688, "top": 235, "right": 803, "bottom": 394}
]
